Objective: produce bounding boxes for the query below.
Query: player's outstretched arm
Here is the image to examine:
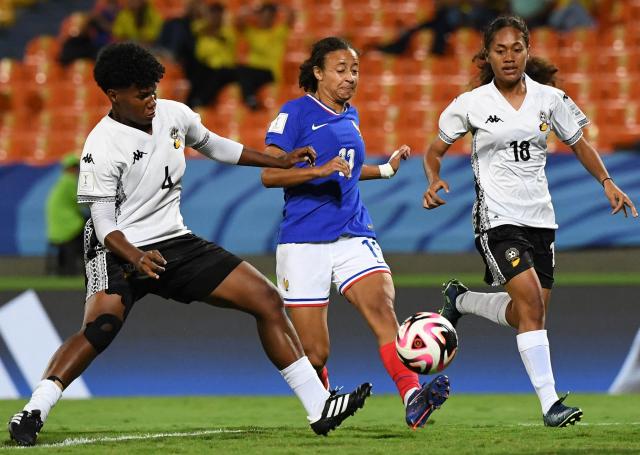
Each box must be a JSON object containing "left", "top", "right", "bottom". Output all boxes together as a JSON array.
[
  {"left": 571, "top": 137, "right": 638, "bottom": 218},
  {"left": 423, "top": 138, "right": 451, "bottom": 210},
  {"left": 360, "top": 145, "right": 411, "bottom": 180},
  {"left": 261, "top": 145, "right": 351, "bottom": 187},
  {"left": 238, "top": 145, "right": 316, "bottom": 168}
]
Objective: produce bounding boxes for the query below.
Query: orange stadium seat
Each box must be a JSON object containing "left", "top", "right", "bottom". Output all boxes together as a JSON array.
[{"left": 24, "top": 35, "right": 60, "bottom": 64}]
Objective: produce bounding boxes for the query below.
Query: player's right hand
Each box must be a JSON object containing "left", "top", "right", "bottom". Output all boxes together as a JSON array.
[
  {"left": 135, "top": 250, "right": 167, "bottom": 279},
  {"left": 423, "top": 179, "right": 450, "bottom": 209},
  {"left": 286, "top": 146, "right": 317, "bottom": 167},
  {"left": 316, "top": 156, "right": 352, "bottom": 178}
]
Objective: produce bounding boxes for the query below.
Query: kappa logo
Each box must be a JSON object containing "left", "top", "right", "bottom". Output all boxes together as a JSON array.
[
  {"left": 311, "top": 123, "right": 328, "bottom": 131},
  {"left": 485, "top": 115, "right": 503, "bottom": 124},
  {"left": 132, "top": 149, "right": 147, "bottom": 163},
  {"left": 82, "top": 154, "right": 94, "bottom": 164}
]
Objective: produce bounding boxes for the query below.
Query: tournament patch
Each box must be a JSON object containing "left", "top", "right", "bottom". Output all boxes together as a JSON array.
[
  {"left": 78, "top": 171, "right": 95, "bottom": 191},
  {"left": 505, "top": 247, "right": 520, "bottom": 268},
  {"left": 268, "top": 113, "right": 288, "bottom": 134}
]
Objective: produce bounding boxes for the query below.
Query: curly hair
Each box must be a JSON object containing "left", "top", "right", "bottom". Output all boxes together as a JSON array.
[
  {"left": 299, "top": 37, "right": 357, "bottom": 93},
  {"left": 473, "top": 15, "right": 558, "bottom": 87},
  {"left": 93, "top": 42, "right": 165, "bottom": 92}
]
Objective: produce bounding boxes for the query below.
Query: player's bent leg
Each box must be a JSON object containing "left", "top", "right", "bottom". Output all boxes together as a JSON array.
[
  {"left": 9, "top": 292, "right": 127, "bottom": 446},
  {"left": 288, "top": 306, "right": 330, "bottom": 372},
  {"left": 505, "top": 272, "right": 576, "bottom": 423},
  {"left": 345, "top": 273, "right": 443, "bottom": 427},
  {"left": 504, "top": 269, "right": 545, "bottom": 333},
  {"left": 205, "top": 262, "right": 371, "bottom": 433},
  {"left": 343, "top": 272, "right": 398, "bottom": 345},
  {"left": 204, "top": 261, "right": 304, "bottom": 368}
]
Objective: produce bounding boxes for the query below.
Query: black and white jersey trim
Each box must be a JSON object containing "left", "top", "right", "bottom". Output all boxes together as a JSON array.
[
  {"left": 192, "top": 131, "right": 210, "bottom": 150},
  {"left": 563, "top": 129, "right": 583, "bottom": 146},
  {"left": 78, "top": 195, "right": 116, "bottom": 204},
  {"left": 438, "top": 129, "right": 456, "bottom": 144},
  {"left": 577, "top": 117, "right": 589, "bottom": 128},
  {"left": 478, "top": 232, "right": 506, "bottom": 286},
  {"left": 471, "top": 132, "right": 490, "bottom": 233},
  {"left": 84, "top": 219, "right": 109, "bottom": 301}
]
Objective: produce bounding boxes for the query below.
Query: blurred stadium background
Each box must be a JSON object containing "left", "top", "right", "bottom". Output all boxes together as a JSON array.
[{"left": 0, "top": 0, "right": 639, "bottom": 405}]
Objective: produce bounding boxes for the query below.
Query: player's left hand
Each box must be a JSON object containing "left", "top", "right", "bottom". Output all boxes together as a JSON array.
[
  {"left": 604, "top": 180, "right": 638, "bottom": 218},
  {"left": 285, "top": 146, "right": 317, "bottom": 167},
  {"left": 388, "top": 145, "right": 411, "bottom": 172}
]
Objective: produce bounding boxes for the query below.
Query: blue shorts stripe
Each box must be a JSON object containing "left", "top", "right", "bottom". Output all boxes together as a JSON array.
[{"left": 338, "top": 265, "right": 390, "bottom": 294}]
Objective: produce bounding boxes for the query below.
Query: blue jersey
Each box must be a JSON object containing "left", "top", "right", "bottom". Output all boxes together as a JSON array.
[{"left": 265, "top": 94, "right": 375, "bottom": 244}]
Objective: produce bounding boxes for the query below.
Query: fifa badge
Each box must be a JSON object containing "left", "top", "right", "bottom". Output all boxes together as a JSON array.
[
  {"left": 170, "top": 127, "right": 181, "bottom": 149},
  {"left": 539, "top": 112, "right": 549, "bottom": 132},
  {"left": 505, "top": 247, "right": 520, "bottom": 268}
]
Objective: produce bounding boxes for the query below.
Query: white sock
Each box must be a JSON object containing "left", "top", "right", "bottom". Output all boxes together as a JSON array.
[
  {"left": 456, "top": 291, "right": 511, "bottom": 327},
  {"left": 609, "top": 328, "right": 640, "bottom": 394},
  {"left": 280, "top": 356, "right": 330, "bottom": 422},
  {"left": 23, "top": 379, "right": 63, "bottom": 422},
  {"left": 403, "top": 387, "right": 419, "bottom": 407},
  {"left": 517, "top": 330, "right": 559, "bottom": 414}
]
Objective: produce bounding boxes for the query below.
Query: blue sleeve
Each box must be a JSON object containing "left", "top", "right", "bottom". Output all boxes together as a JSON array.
[{"left": 265, "top": 101, "right": 300, "bottom": 153}]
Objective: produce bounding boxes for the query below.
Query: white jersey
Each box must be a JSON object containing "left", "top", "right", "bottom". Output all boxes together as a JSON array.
[
  {"left": 77, "top": 99, "right": 214, "bottom": 246},
  {"left": 438, "top": 74, "right": 588, "bottom": 232}
]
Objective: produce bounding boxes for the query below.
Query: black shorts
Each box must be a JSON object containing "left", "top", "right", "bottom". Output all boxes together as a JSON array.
[
  {"left": 84, "top": 223, "right": 242, "bottom": 312},
  {"left": 475, "top": 224, "right": 555, "bottom": 289}
]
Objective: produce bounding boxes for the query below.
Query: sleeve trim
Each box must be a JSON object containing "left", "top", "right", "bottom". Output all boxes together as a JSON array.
[
  {"left": 77, "top": 196, "right": 116, "bottom": 204},
  {"left": 563, "top": 129, "right": 583, "bottom": 146},
  {"left": 438, "top": 130, "right": 457, "bottom": 144}
]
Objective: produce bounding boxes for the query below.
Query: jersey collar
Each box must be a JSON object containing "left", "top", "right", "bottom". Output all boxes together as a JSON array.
[{"left": 305, "top": 94, "right": 350, "bottom": 115}]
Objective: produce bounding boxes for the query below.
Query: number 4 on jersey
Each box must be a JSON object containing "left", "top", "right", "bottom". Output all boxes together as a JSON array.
[{"left": 161, "top": 166, "right": 174, "bottom": 189}]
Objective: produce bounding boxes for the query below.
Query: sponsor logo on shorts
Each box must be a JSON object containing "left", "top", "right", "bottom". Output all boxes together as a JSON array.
[{"left": 505, "top": 247, "right": 520, "bottom": 268}]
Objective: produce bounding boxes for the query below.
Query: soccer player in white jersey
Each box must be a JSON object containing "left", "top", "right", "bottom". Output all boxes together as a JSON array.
[
  {"left": 7, "top": 43, "right": 372, "bottom": 446},
  {"left": 261, "top": 37, "right": 450, "bottom": 430},
  {"left": 422, "top": 16, "right": 638, "bottom": 427}
]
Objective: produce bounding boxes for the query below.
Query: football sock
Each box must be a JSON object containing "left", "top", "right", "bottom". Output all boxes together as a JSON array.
[
  {"left": 280, "top": 356, "right": 330, "bottom": 422},
  {"left": 517, "top": 330, "right": 559, "bottom": 414},
  {"left": 379, "top": 342, "right": 420, "bottom": 406},
  {"left": 609, "top": 327, "right": 640, "bottom": 394},
  {"left": 456, "top": 291, "right": 511, "bottom": 327},
  {"left": 23, "top": 379, "right": 62, "bottom": 422},
  {"left": 319, "top": 366, "right": 330, "bottom": 390}
]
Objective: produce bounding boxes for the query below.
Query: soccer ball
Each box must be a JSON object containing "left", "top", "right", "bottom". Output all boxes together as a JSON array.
[{"left": 396, "top": 312, "right": 458, "bottom": 374}]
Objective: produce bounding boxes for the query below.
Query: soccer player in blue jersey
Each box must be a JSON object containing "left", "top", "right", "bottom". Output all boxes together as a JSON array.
[{"left": 260, "top": 36, "right": 450, "bottom": 429}]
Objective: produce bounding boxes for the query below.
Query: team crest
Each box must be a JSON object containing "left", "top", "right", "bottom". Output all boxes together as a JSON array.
[
  {"left": 170, "top": 127, "right": 181, "bottom": 149},
  {"left": 283, "top": 278, "right": 289, "bottom": 292},
  {"left": 539, "top": 112, "right": 549, "bottom": 132},
  {"left": 505, "top": 247, "right": 520, "bottom": 268}
]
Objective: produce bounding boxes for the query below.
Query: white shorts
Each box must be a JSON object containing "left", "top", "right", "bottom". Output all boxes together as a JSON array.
[{"left": 276, "top": 236, "right": 391, "bottom": 307}]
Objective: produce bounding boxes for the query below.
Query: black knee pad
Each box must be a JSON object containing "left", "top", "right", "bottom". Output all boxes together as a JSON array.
[{"left": 83, "top": 314, "right": 122, "bottom": 353}]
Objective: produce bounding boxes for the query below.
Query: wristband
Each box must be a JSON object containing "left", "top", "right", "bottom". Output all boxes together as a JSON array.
[
  {"left": 379, "top": 163, "right": 395, "bottom": 178},
  {"left": 601, "top": 177, "right": 612, "bottom": 186}
]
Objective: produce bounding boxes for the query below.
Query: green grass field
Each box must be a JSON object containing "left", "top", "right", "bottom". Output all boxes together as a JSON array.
[
  {"left": 1, "top": 272, "right": 640, "bottom": 291},
  {"left": 1, "top": 394, "right": 639, "bottom": 453}
]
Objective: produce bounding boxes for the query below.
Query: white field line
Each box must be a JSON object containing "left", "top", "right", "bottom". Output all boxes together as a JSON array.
[
  {"left": 2, "top": 429, "right": 246, "bottom": 450},
  {"left": 516, "top": 422, "right": 640, "bottom": 427}
]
